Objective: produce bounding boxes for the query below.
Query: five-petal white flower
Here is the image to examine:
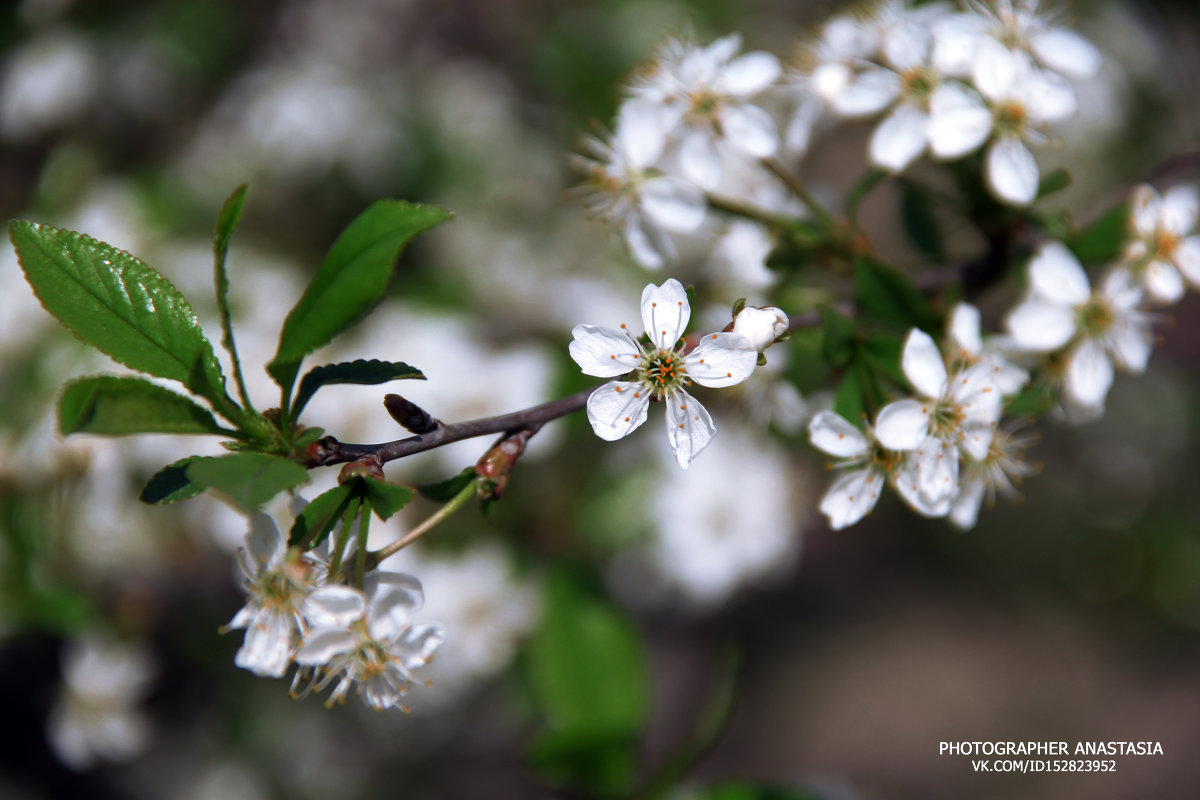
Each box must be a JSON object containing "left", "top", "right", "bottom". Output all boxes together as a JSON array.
[
  {"left": 1124, "top": 183, "right": 1200, "bottom": 303},
  {"left": 874, "top": 328, "right": 1005, "bottom": 509},
  {"left": 1007, "top": 241, "right": 1154, "bottom": 413},
  {"left": 295, "top": 572, "right": 443, "bottom": 711},
  {"left": 808, "top": 410, "right": 894, "bottom": 530},
  {"left": 570, "top": 278, "right": 758, "bottom": 467}
]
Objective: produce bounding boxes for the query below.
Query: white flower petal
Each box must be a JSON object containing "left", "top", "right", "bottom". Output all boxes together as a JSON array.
[
  {"left": 623, "top": 212, "right": 672, "bottom": 269},
  {"left": 396, "top": 623, "right": 445, "bottom": 669},
  {"left": 927, "top": 83, "right": 992, "bottom": 159},
  {"left": 1143, "top": 260, "right": 1185, "bottom": 303},
  {"left": 1107, "top": 321, "right": 1152, "bottom": 373},
  {"left": 869, "top": 104, "right": 929, "bottom": 172},
  {"left": 892, "top": 457, "right": 952, "bottom": 518},
  {"left": 680, "top": 129, "right": 722, "bottom": 190},
  {"left": 367, "top": 586, "right": 420, "bottom": 641},
  {"left": 569, "top": 324, "right": 643, "bottom": 377},
  {"left": 931, "top": 13, "right": 986, "bottom": 76},
  {"left": 1066, "top": 339, "right": 1114, "bottom": 408},
  {"left": 874, "top": 398, "right": 930, "bottom": 451},
  {"left": 295, "top": 629, "right": 360, "bottom": 665},
  {"left": 819, "top": 467, "right": 884, "bottom": 530},
  {"left": 304, "top": 585, "right": 366, "bottom": 629},
  {"left": 684, "top": 332, "right": 757, "bottom": 387},
  {"left": 1006, "top": 298, "right": 1076, "bottom": 351},
  {"left": 916, "top": 437, "right": 959, "bottom": 505},
  {"left": 245, "top": 514, "right": 283, "bottom": 571},
  {"left": 1028, "top": 241, "right": 1092, "bottom": 306},
  {"left": 1030, "top": 28, "right": 1102, "bottom": 78},
  {"left": 641, "top": 278, "right": 691, "bottom": 348},
  {"left": 721, "top": 51, "right": 781, "bottom": 95},
  {"left": 948, "top": 302, "right": 982, "bottom": 356},
  {"left": 723, "top": 103, "right": 779, "bottom": 157},
  {"left": 616, "top": 98, "right": 669, "bottom": 167},
  {"left": 972, "top": 38, "right": 1022, "bottom": 101},
  {"left": 986, "top": 136, "right": 1039, "bottom": 206},
  {"left": 1162, "top": 185, "right": 1200, "bottom": 235},
  {"left": 831, "top": 67, "right": 900, "bottom": 117},
  {"left": 1176, "top": 237, "right": 1200, "bottom": 285},
  {"left": 1130, "top": 185, "right": 1161, "bottom": 236},
  {"left": 641, "top": 175, "right": 707, "bottom": 232},
  {"left": 808, "top": 410, "right": 871, "bottom": 458},
  {"left": 585, "top": 381, "right": 650, "bottom": 441},
  {"left": 948, "top": 473, "right": 987, "bottom": 530},
  {"left": 730, "top": 305, "right": 788, "bottom": 352},
  {"left": 959, "top": 420, "right": 996, "bottom": 461},
  {"left": 902, "top": 329, "right": 949, "bottom": 398},
  {"left": 236, "top": 612, "right": 293, "bottom": 677},
  {"left": 1022, "top": 69, "right": 1078, "bottom": 123},
  {"left": 665, "top": 389, "right": 716, "bottom": 468}
]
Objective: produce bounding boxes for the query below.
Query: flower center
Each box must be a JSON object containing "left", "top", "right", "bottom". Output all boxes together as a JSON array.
[
  {"left": 993, "top": 100, "right": 1028, "bottom": 137},
  {"left": 1075, "top": 297, "right": 1114, "bottom": 337},
  {"left": 639, "top": 349, "right": 688, "bottom": 398},
  {"left": 929, "top": 397, "right": 965, "bottom": 440},
  {"left": 900, "top": 67, "right": 936, "bottom": 102},
  {"left": 687, "top": 88, "right": 723, "bottom": 121}
]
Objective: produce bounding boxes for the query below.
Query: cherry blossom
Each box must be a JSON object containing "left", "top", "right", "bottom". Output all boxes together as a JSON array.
[{"left": 569, "top": 278, "right": 758, "bottom": 467}]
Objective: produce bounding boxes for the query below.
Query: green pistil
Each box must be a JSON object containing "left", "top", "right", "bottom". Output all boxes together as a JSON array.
[
  {"left": 929, "top": 398, "right": 964, "bottom": 439},
  {"left": 993, "top": 101, "right": 1027, "bottom": 137},
  {"left": 902, "top": 69, "right": 936, "bottom": 100},
  {"left": 639, "top": 349, "right": 687, "bottom": 398},
  {"left": 1075, "top": 298, "right": 1114, "bottom": 337}
]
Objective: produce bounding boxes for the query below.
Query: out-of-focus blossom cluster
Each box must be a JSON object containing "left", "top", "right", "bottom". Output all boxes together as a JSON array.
[
  {"left": 576, "top": 0, "right": 1104, "bottom": 271},
  {"left": 810, "top": 181, "right": 1199, "bottom": 531}
]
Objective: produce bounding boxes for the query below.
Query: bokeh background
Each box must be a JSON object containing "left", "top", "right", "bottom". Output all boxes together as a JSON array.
[{"left": 2, "top": 0, "right": 1200, "bottom": 798}]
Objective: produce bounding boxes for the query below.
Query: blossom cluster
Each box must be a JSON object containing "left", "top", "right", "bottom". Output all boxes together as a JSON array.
[
  {"left": 810, "top": 181, "right": 1199, "bottom": 530},
  {"left": 576, "top": 0, "right": 1102, "bottom": 270},
  {"left": 224, "top": 507, "right": 443, "bottom": 712}
]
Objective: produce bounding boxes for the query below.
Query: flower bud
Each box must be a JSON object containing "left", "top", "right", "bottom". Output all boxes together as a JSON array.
[{"left": 732, "top": 305, "right": 788, "bottom": 352}]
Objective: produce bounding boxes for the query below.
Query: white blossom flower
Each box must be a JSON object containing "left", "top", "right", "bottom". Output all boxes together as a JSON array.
[
  {"left": 732, "top": 304, "right": 789, "bottom": 352},
  {"left": 945, "top": 302, "right": 1029, "bottom": 396},
  {"left": 1006, "top": 241, "right": 1154, "bottom": 413},
  {"left": 809, "top": 410, "right": 894, "bottom": 529},
  {"left": 942, "top": 42, "right": 1078, "bottom": 205},
  {"left": 932, "top": 0, "right": 1102, "bottom": 81},
  {"left": 629, "top": 34, "right": 781, "bottom": 190},
  {"left": 949, "top": 420, "right": 1038, "bottom": 529},
  {"left": 1123, "top": 183, "right": 1200, "bottom": 303},
  {"left": 827, "top": 7, "right": 980, "bottom": 173},
  {"left": 574, "top": 101, "right": 707, "bottom": 268},
  {"left": 223, "top": 512, "right": 325, "bottom": 678},
  {"left": 570, "top": 279, "right": 758, "bottom": 467},
  {"left": 294, "top": 573, "right": 443, "bottom": 711},
  {"left": 46, "top": 635, "right": 154, "bottom": 770},
  {"left": 874, "top": 328, "right": 1005, "bottom": 508}
]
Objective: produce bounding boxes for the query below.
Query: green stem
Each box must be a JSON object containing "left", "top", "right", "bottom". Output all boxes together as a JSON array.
[
  {"left": 354, "top": 501, "right": 371, "bottom": 588},
  {"left": 368, "top": 479, "right": 476, "bottom": 568},
  {"left": 630, "top": 644, "right": 742, "bottom": 800},
  {"left": 326, "top": 495, "right": 361, "bottom": 581},
  {"left": 761, "top": 157, "right": 836, "bottom": 228},
  {"left": 705, "top": 193, "right": 797, "bottom": 230}
]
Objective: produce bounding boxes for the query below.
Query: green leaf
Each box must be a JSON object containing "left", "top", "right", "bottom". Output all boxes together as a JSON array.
[
  {"left": 186, "top": 452, "right": 309, "bottom": 511},
  {"left": 899, "top": 180, "right": 944, "bottom": 261},
  {"left": 9, "top": 221, "right": 229, "bottom": 404},
  {"left": 526, "top": 567, "right": 647, "bottom": 795},
  {"left": 1006, "top": 380, "right": 1057, "bottom": 417},
  {"left": 1036, "top": 167, "right": 1071, "bottom": 199},
  {"left": 292, "top": 359, "right": 425, "bottom": 418},
  {"left": 288, "top": 483, "right": 355, "bottom": 548},
  {"left": 818, "top": 305, "right": 858, "bottom": 369},
  {"left": 854, "top": 256, "right": 938, "bottom": 332},
  {"left": 213, "top": 184, "right": 253, "bottom": 410},
  {"left": 58, "top": 376, "right": 229, "bottom": 436},
  {"left": 267, "top": 201, "right": 452, "bottom": 392},
  {"left": 860, "top": 331, "right": 907, "bottom": 388},
  {"left": 833, "top": 368, "right": 866, "bottom": 427},
  {"left": 140, "top": 456, "right": 207, "bottom": 504},
  {"left": 1070, "top": 202, "right": 1129, "bottom": 266},
  {"left": 418, "top": 468, "right": 476, "bottom": 502},
  {"left": 528, "top": 568, "right": 648, "bottom": 735},
  {"left": 360, "top": 476, "right": 413, "bottom": 521}
]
